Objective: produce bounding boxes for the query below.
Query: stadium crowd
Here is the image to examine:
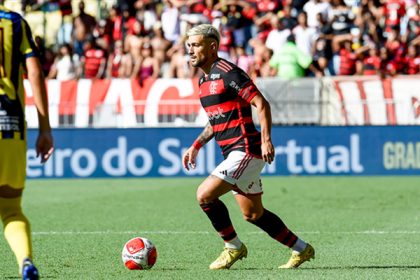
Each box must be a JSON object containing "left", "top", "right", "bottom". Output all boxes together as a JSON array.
[{"left": 34, "top": 0, "right": 420, "bottom": 81}]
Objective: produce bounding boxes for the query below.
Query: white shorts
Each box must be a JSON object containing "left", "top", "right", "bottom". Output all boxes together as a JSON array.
[{"left": 212, "top": 151, "right": 265, "bottom": 195}]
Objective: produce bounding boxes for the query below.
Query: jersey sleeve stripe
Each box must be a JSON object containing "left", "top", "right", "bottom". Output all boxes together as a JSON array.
[
  {"left": 219, "top": 60, "right": 233, "bottom": 71},
  {"left": 239, "top": 83, "right": 259, "bottom": 102},
  {"left": 216, "top": 63, "right": 230, "bottom": 73}
]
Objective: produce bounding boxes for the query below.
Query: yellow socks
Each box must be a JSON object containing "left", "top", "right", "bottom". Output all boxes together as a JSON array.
[{"left": 0, "top": 197, "right": 32, "bottom": 271}]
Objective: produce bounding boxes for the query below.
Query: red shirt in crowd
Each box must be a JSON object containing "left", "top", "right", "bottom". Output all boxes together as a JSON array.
[
  {"left": 339, "top": 48, "right": 357, "bottom": 75},
  {"left": 83, "top": 48, "right": 106, "bottom": 78},
  {"left": 407, "top": 56, "right": 420, "bottom": 74},
  {"left": 383, "top": 0, "right": 406, "bottom": 31},
  {"left": 363, "top": 55, "right": 381, "bottom": 75},
  {"left": 112, "top": 15, "right": 123, "bottom": 41}
]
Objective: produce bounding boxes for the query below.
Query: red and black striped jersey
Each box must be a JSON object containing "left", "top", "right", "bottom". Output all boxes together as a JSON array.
[{"left": 198, "top": 58, "right": 262, "bottom": 158}]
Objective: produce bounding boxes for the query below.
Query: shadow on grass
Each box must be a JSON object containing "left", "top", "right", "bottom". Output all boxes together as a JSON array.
[
  {"left": 220, "top": 265, "right": 420, "bottom": 271},
  {"left": 305, "top": 265, "right": 420, "bottom": 270}
]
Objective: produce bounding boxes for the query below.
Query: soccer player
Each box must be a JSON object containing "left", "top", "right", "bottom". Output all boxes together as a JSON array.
[
  {"left": 182, "top": 24, "right": 314, "bottom": 270},
  {"left": 0, "top": 4, "right": 54, "bottom": 280}
]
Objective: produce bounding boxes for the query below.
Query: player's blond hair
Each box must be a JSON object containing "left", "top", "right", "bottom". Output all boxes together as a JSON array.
[{"left": 186, "top": 24, "right": 220, "bottom": 46}]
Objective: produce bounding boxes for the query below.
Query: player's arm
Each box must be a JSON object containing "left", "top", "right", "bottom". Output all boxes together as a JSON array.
[
  {"left": 182, "top": 123, "right": 214, "bottom": 170},
  {"left": 26, "top": 56, "right": 54, "bottom": 163},
  {"left": 250, "top": 93, "right": 275, "bottom": 164}
]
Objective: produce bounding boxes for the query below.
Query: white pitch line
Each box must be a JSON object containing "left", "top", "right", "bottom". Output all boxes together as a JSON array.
[{"left": 32, "top": 230, "right": 420, "bottom": 236}]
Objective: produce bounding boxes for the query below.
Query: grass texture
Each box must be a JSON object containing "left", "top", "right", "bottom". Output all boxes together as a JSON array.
[{"left": 1, "top": 177, "right": 420, "bottom": 279}]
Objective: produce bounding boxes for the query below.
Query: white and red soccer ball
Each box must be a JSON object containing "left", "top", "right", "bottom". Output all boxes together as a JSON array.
[{"left": 122, "top": 237, "right": 157, "bottom": 270}]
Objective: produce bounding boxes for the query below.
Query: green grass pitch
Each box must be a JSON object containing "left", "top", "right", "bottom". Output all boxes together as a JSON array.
[{"left": 1, "top": 177, "right": 420, "bottom": 279}]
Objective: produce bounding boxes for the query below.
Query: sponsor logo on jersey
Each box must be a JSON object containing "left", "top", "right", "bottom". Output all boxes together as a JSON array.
[
  {"left": 207, "top": 107, "right": 225, "bottom": 120},
  {"left": 229, "top": 81, "right": 241, "bottom": 92},
  {"left": 210, "top": 73, "right": 220, "bottom": 80}
]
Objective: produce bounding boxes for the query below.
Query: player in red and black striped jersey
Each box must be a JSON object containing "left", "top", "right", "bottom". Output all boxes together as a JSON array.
[
  {"left": 183, "top": 24, "right": 314, "bottom": 270},
  {"left": 198, "top": 57, "right": 262, "bottom": 158}
]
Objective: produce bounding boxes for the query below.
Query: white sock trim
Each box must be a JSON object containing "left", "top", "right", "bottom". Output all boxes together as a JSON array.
[
  {"left": 292, "top": 238, "right": 307, "bottom": 253},
  {"left": 224, "top": 237, "right": 243, "bottom": 249}
]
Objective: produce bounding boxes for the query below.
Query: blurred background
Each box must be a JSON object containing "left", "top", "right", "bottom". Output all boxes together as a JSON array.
[{"left": 1, "top": 0, "right": 418, "bottom": 177}]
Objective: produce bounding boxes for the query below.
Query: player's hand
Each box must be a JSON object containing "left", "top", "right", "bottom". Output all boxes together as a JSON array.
[
  {"left": 261, "top": 140, "right": 275, "bottom": 164},
  {"left": 36, "top": 131, "right": 54, "bottom": 163},
  {"left": 182, "top": 146, "right": 199, "bottom": 171}
]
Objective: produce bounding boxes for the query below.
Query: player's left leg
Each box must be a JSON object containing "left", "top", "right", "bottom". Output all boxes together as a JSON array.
[
  {"left": 0, "top": 186, "right": 38, "bottom": 279},
  {"left": 197, "top": 175, "right": 248, "bottom": 269},
  {"left": 235, "top": 193, "right": 314, "bottom": 269}
]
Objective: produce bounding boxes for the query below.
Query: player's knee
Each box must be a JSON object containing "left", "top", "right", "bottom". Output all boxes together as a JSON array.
[
  {"left": 0, "top": 197, "right": 22, "bottom": 223},
  {"left": 196, "top": 189, "right": 212, "bottom": 205},
  {"left": 242, "top": 211, "right": 263, "bottom": 223},
  {"left": 0, "top": 185, "right": 23, "bottom": 198}
]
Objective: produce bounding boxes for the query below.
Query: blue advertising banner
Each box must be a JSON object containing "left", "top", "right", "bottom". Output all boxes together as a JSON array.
[{"left": 26, "top": 126, "right": 420, "bottom": 178}]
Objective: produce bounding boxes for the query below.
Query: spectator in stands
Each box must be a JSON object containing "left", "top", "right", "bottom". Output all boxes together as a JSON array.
[
  {"left": 23, "top": 0, "right": 420, "bottom": 80},
  {"left": 269, "top": 34, "right": 322, "bottom": 79},
  {"left": 265, "top": 14, "right": 291, "bottom": 53},
  {"left": 73, "top": 0, "right": 97, "bottom": 57},
  {"left": 48, "top": 44, "right": 77, "bottom": 81},
  {"left": 93, "top": 19, "right": 111, "bottom": 52},
  {"left": 379, "top": 46, "right": 400, "bottom": 77},
  {"left": 150, "top": 22, "right": 173, "bottom": 77},
  {"left": 293, "top": 11, "right": 318, "bottom": 56},
  {"left": 329, "top": 0, "right": 356, "bottom": 35},
  {"left": 406, "top": 42, "right": 420, "bottom": 75},
  {"left": 380, "top": 0, "right": 406, "bottom": 35},
  {"left": 166, "top": 39, "right": 197, "bottom": 78},
  {"left": 106, "top": 40, "right": 133, "bottom": 78},
  {"left": 217, "top": 24, "right": 235, "bottom": 61},
  {"left": 357, "top": 11, "right": 382, "bottom": 48},
  {"left": 254, "top": 0, "right": 281, "bottom": 15},
  {"left": 80, "top": 39, "right": 107, "bottom": 79},
  {"left": 357, "top": 44, "right": 381, "bottom": 76},
  {"left": 161, "top": 0, "right": 182, "bottom": 44},
  {"left": 303, "top": 0, "right": 332, "bottom": 28},
  {"left": 121, "top": 4, "right": 138, "bottom": 38},
  {"left": 132, "top": 42, "right": 160, "bottom": 83},
  {"left": 404, "top": 2, "right": 420, "bottom": 45},
  {"left": 249, "top": 37, "right": 273, "bottom": 79},
  {"left": 312, "top": 37, "right": 333, "bottom": 76},
  {"left": 279, "top": 4, "right": 298, "bottom": 30},
  {"left": 110, "top": 4, "right": 123, "bottom": 42},
  {"left": 234, "top": 44, "right": 254, "bottom": 74},
  {"left": 214, "top": 0, "right": 255, "bottom": 52},
  {"left": 134, "top": 1, "right": 158, "bottom": 34},
  {"left": 124, "top": 19, "right": 144, "bottom": 62},
  {"left": 332, "top": 34, "right": 358, "bottom": 75},
  {"left": 41, "top": 48, "right": 55, "bottom": 78}
]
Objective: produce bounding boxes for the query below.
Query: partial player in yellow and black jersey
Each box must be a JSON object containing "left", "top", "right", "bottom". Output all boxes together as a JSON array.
[{"left": 0, "top": 3, "right": 54, "bottom": 280}]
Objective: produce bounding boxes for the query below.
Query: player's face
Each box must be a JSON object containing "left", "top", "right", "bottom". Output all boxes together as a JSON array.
[{"left": 186, "top": 35, "right": 214, "bottom": 70}]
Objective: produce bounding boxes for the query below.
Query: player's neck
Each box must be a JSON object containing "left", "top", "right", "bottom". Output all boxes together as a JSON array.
[{"left": 201, "top": 56, "right": 219, "bottom": 74}]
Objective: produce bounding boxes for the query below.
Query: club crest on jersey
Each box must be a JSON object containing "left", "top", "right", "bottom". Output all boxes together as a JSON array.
[
  {"left": 207, "top": 107, "right": 225, "bottom": 120},
  {"left": 209, "top": 81, "right": 218, "bottom": 95}
]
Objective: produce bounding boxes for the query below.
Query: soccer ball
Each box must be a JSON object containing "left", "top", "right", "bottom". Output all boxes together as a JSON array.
[{"left": 122, "top": 237, "right": 157, "bottom": 270}]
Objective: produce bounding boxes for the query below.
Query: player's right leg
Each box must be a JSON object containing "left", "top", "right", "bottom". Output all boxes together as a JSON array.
[
  {"left": 0, "top": 188, "right": 39, "bottom": 280},
  {"left": 197, "top": 175, "right": 247, "bottom": 269},
  {"left": 0, "top": 140, "right": 39, "bottom": 279},
  {"left": 235, "top": 193, "right": 314, "bottom": 268}
]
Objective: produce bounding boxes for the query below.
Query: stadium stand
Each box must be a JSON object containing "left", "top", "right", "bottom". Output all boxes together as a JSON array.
[{"left": 4, "top": 0, "right": 420, "bottom": 127}]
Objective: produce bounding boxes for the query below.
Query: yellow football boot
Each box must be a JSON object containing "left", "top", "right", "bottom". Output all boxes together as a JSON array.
[
  {"left": 279, "top": 243, "right": 315, "bottom": 269},
  {"left": 209, "top": 244, "right": 248, "bottom": 270}
]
